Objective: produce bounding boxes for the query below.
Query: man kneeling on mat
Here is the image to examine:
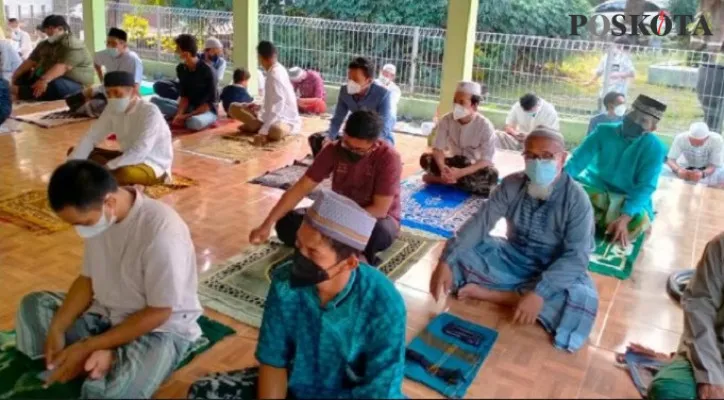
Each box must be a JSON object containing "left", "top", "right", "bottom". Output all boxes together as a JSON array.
[
  {"left": 429, "top": 127, "right": 599, "bottom": 352},
  {"left": 67, "top": 71, "right": 173, "bottom": 186},
  {"left": 419, "top": 80, "right": 499, "bottom": 197},
  {"left": 15, "top": 160, "right": 202, "bottom": 398},
  {"left": 188, "top": 190, "right": 406, "bottom": 399},
  {"left": 249, "top": 110, "right": 402, "bottom": 265}
]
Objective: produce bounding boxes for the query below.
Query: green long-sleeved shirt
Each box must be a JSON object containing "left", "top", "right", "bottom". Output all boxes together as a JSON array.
[{"left": 565, "top": 122, "right": 666, "bottom": 220}]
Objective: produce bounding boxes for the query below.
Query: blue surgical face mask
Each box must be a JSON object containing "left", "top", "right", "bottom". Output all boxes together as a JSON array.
[
  {"left": 106, "top": 47, "right": 120, "bottom": 58},
  {"left": 525, "top": 159, "right": 559, "bottom": 187}
]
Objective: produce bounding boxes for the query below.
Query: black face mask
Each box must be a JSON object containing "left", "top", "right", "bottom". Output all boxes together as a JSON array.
[
  {"left": 621, "top": 116, "right": 646, "bottom": 140},
  {"left": 336, "top": 142, "right": 365, "bottom": 163},
  {"left": 290, "top": 250, "right": 331, "bottom": 288}
]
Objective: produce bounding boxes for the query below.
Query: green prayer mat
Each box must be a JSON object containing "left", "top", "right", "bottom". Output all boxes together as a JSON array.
[
  {"left": 587, "top": 233, "right": 645, "bottom": 280},
  {"left": 0, "top": 316, "right": 235, "bottom": 399},
  {"left": 199, "top": 229, "right": 438, "bottom": 328}
]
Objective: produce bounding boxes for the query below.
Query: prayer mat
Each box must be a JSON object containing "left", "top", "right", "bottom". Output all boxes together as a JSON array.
[
  {"left": 619, "top": 349, "right": 672, "bottom": 398},
  {"left": 0, "top": 316, "right": 235, "bottom": 399},
  {"left": 0, "top": 175, "right": 196, "bottom": 234},
  {"left": 249, "top": 156, "right": 330, "bottom": 191},
  {"left": 199, "top": 229, "right": 437, "bottom": 327},
  {"left": 400, "top": 175, "right": 486, "bottom": 238},
  {"left": 405, "top": 312, "right": 498, "bottom": 399},
  {"left": 170, "top": 118, "right": 237, "bottom": 136},
  {"left": 587, "top": 233, "right": 645, "bottom": 280},
  {"left": 180, "top": 134, "right": 302, "bottom": 164},
  {"left": 11, "top": 108, "right": 93, "bottom": 128}
]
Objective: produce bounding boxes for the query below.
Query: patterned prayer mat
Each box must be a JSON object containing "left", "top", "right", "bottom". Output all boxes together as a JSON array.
[
  {"left": 199, "top": 229, "right": 438, "bottom": 328},
  {"left": 405, "top": 312, "right": 498, "bottom": 399},
  {"left": 0, "top": 175, "right": 197, "bottom": 234},
  {"left": 400, "top": 175, "right": 486, "bottom": 239},
  {"left": 249, "top": 156, "right": 333, "bottom": 191},
  {"left": 180, "top": 134, "right": 302, "bottom": 164},
  {"left": 0, "top": 316, "right": 235, "bottom": 399},
  {"left": 170, "top": 118, "right": 237, "bottom": 136},
  {"left": 587, "top": 233, "right": 645, "bottom": 280},
  {"left": 11, "top": 108, "right": 93, "bottom": 128}
]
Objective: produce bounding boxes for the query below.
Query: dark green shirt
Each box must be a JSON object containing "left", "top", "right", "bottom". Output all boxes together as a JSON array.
[{"left": 29, "top": 34, "right": 94, "bottom": 86}]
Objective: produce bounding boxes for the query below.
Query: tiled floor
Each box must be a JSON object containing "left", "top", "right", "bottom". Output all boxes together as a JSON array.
[{"left": 1, "top": 105, "right": 721, "bottom": 399}]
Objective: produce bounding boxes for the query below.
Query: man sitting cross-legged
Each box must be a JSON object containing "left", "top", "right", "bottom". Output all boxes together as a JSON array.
[
  {"left": 68, "top": 71, "right": 173, "bottom": 186},
  {"left": 419, "top": 81, "right": 498, "bottom": 197},
  {"left": 188, "top": 190, "right": 406, "bottom": 399},
  {"left": 496, "top": 93, "right": 560, "bottom": 151},
  {"left": 153, "top": 37, "right": 227, "bottom": 101},
  {"left": 227, "top": 40, "right": 300, "bottom": 146},
  {"left": 151, "top": 34, "right": 218, "bottom": 132},
  {"left": 15, "top": 160, "right": 203, "bottom": 399},
  {"left": 665, "top": 121, "right": 723, "bottom": 187},
  {"left": 249, "top": 110, "right": 402, "bottom": 265},
  {"left": 429, "top": 127, "right": 598, "bottom": 352},
  {"left": 65, "top": 28, "right": 143, "bottom": 117},
  {"left": 565, "top": 94, "right": 667, "bottom": 248}
]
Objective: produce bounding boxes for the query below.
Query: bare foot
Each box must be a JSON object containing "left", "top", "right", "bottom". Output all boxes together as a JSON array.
[
  {"left": 84, "top": 349, "right": 115, "bottom": 380},
  {"left": 457, "top": 284, "right": 495, "bottom": 301}
]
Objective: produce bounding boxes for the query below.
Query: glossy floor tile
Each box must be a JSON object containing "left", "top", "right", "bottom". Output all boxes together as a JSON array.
[{"left": 1, "top": 109, "right": 722, "bottom": 399}]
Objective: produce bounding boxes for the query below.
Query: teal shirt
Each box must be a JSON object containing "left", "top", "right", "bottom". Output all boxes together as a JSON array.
[
  {"left": 255, "top": 262, "right": 407, "bottom": 399},
  {"left": 565, "top": 122, "right": 666, "bottom": 220}
]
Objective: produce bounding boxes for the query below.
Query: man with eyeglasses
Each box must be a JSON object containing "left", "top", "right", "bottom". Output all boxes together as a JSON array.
[
  {"left": 249, "top": 110, "right": 402, "bottom": 266},
  {"left": 429, "top": 127, "right": 598, "bottom": 352},
  {"left": 565, "top": 94, "right": 667, "bottom": 248}
]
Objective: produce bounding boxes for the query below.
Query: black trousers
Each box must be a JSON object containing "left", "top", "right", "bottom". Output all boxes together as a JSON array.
[
  {"left": 275, "top": 208, "right": 399, "bottom": 264},
  {"left": 153, "top": 79, "right": 180, "bottom": 101}
]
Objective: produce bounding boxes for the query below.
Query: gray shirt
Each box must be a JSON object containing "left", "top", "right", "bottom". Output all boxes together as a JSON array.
[
  {"left": 83, "top": 189, "right": 202, "bottom": 341},
  {"left": 679, "top": 233, "right": 724, "bottom": 385}
]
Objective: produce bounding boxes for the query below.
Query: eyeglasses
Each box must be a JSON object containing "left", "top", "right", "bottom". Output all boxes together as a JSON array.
[
  {"left": 405, "top": 348, "right": 466, "bottom": 385},
  {"left": 522, "top": 152, "right": 560, "bottom": 161}
]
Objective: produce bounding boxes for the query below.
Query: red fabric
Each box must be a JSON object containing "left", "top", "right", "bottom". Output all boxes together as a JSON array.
[
  {"left": 298, "top": 98, "right": 327, "bottom": 114},
  {"left": 305, "top": 141, "right": 402, "bottom": 221}
]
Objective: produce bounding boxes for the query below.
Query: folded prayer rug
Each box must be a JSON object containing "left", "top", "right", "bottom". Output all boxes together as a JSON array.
[
  {"left": 0, "top": 316, "right": 235, "bottom": 399},
  {"left": 199, "top": 229, "right": 437, "bottom": 328},
  {"left": 249, "top": 156, "right": 331, "bottom": 191},
  {"left": 405, "top": 313, "right": 498, "bottom": 399},
  {"left": 12, "top": 108, "right": 93, "bottom": 128},
  {"left": 588, "top": 233, "right": 645, "bottom": 280}
]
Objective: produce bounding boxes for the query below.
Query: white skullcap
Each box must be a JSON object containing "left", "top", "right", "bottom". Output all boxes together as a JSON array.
[
  {"left": 382, "top": 64, "right": 396, "bottom": 75},
  {"left": 456, "top": 81, "right": 482, "bottom": 96},
  {"left": 205, "top": 37, "right": 223, "bottom": 49},
  {"left": 288, "top": 66, "right": 305, "bottom": 82},
  {"left": 688, "top": 121, "right": 711, "bottom": 139}
]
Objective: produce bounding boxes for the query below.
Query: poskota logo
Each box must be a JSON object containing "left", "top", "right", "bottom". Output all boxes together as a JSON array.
[{"left": 569, "top": 13, "right": 713, "bottom": 37}]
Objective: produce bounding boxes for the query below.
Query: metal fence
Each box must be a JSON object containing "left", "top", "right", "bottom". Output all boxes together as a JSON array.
[{"left": 8, "top": 2, "right": 724, "bottom": 134}]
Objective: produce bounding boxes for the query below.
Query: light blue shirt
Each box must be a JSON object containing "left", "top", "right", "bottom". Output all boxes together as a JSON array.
[
  {"left": 94, "top": 49, "right": 144, "bottom": 84},
  {"left": 198, "top": 53, "right": 226, "bottom": 82},
  {"left": 328, "top": 82, "right": 396, "bottom": 145},
  {"left": 586, "top": 113, "right": 622, "bottom": 135},
  {"left": 255, "top": 262, "right": 407, "bottom": 399},
  {"left": 565, "top": 122, "right": 666, "bottom": 220},
  {"left": 0, "top": 40, "right": 21, "bottom": 81}
]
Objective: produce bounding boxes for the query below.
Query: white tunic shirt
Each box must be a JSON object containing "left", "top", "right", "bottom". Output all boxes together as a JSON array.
[
  {"left": 10, "top": 29, "right": 32, "bottom": 60},
  {"left": 83, "top": 189, "right": 203, "bottom": 341},
  {"left": 668, "top": 132, "right": 724, "bottom": 169},
  {"left": 260, "top": 62, "right": 301, "bottom": 135},
  {"left": 69, "top": 99, "right": 173, "bottom": 179},
  {"left": 434, "top": 112, "right": 496, "bottom": 162},
  {"left": 505, "top": 98, "right": 560, "bottom": 135}
]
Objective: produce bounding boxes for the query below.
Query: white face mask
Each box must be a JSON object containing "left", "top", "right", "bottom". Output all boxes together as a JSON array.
[
  {"left": 46, "top": 31, "right": 65, "bottom": 44},
  {"left": 107, "top": 97, "right": 131, "bottom": 115},
  {"left": 613, "top": 104, "right": 626, "bottom": 117},
  {"left": 347, "top": 80, "right": 363, "bottom": 95},
  {"left": 452, "top": 104, "right": 471, "bottom": 120},
  {"left": 378, "top": 76, "right": 390, "bottom": 86},
  {"left": 74, "top": 205, "right": 117, "bottom": 239}
]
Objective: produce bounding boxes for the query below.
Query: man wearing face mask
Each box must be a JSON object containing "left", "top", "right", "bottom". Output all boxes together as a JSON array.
[
  {"left": 665, "top": 122, "right": 723, "bottom": 187},
  {"left": 188, "top": 189, "right": 406, "bottom": 400},
  {"left": 66, "top": 28, "right": 143, "bottom": 117},
  {"left": 419, "top": 81, "right": 498, "bottom": 196},
  {"left": 15, "top": 160, "right": 202, "bottom": 398},
  {"left": 68, "top": 71, "right": 173, "bottom": 186},
  {"left": 587, "top": 91, "right": 625, "bottom": 135},
  {"left": 498, "top": 93, "right": 560, "bottom": 151},
  {"left": 249, "top": 110, "right": 402, "bottom": 265},
  {"left": 7, "top": 18, "right": 32, "bottom": 60},
  {"left": 308, "top": 57, "right": 395, "bottom": 156},
  {"left": 566, "top": 94, "right": 667, "bottom": 248},
  {"left": 429, "top": 127, "right": 598, "bottom": 352},
  {"left": 375, "top": 63, "right": 401, "bottom": 119},
  {"left": 11, "top": 15, "right": 93, "bottom": 101},
  {"left": 227, "top": 40, "right": 300, "bottom": 146},
  {"left": 153, "top": 37, "right": 226, "bottom": 101},
  {"left": 151, "top": 34, "right": 219, "bottom": 131}
]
